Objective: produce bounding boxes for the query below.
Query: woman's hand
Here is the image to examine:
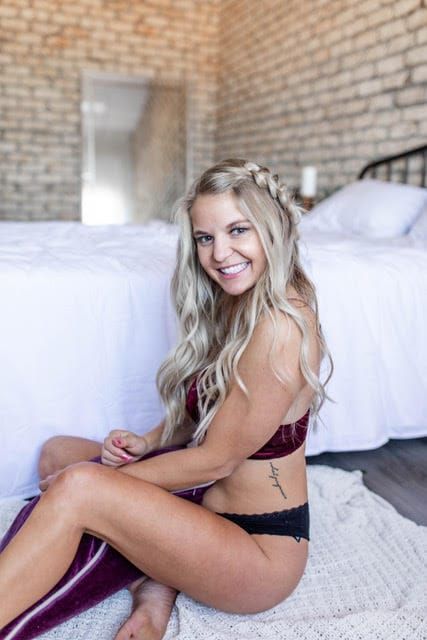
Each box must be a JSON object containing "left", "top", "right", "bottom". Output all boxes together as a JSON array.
[
  {"left": 39, "top": 470, "right": 61, "bottom": 492},
  {"left": 101, "top": 430, "right": 150, "bottom": 467}
]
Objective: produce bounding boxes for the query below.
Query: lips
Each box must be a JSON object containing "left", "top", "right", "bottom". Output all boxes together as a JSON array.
[{"left": 217, "top": 261, "right": 250, "bottom": 275}]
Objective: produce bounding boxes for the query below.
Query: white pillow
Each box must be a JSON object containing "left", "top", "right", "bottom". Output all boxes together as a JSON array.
[
  {"left": 408, "top": 204, "right": 427, "bottom": 243},
  {"left": 299, "top": 179, "right": 427, "bottom": 239}
]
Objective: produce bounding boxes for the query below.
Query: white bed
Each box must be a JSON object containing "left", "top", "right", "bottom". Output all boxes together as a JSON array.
[{"left": 1, "top": 178, "right": 427, "bottom": 500}]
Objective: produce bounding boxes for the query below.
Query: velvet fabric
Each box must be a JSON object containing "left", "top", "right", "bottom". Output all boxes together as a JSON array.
[
  {"left": 0, "top": 446, "right": 208, "bottom": 640},
  {"left": 186, "top": 378, "right": 310, "bottom": 459}
]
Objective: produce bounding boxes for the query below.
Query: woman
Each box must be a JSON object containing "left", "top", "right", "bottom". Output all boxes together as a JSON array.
[{"left": 0, "top": 159, "right": 332, "bottom": 640}]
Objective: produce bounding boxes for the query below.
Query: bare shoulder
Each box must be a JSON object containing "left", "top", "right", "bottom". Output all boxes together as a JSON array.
[
  {"left": 252, "top": 300, "right": 317, "bottom": 351},
  {"left": 243, "top": 301, "right": 320, "bottom": 385}
]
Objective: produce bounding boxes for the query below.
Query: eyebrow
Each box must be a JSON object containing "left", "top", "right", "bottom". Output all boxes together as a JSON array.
[{"left": 192, "top": 219, "right": 250, "bottom": 236}]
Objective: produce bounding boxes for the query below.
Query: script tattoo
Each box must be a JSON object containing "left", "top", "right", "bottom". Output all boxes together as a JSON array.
[{"left": 268, "top": 462, "right": 287, "bottom": 500}]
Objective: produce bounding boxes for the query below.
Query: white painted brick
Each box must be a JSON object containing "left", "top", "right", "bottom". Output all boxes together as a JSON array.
[
  {"left": 1, "top": 0, "right": 427, "bottom": 219},
  {"left": 369, "top": 94, "right": 395, "bottom": 110},
  {"left": 395, "top": 86, "right": 427, "bottom": 106},
  {"left": 412, "top": 64, "right": 427, "bottom": 82},
  {"left": 406, "top": 8, "right": 427, "bottom": 31},
  {"left": 389, "top": 121, "right": 418, "bottom": 138},
  {"left": 378, "top": 19, "right": 406, "bottom": 41},
  {"left": 382, "top": 71, "right": 408, "bottom": 90},
  {"left": 364, "top": 43, "right": 388, "bottom": 62},
  {"left": 406, "top": 44, "right": 427, "bottom": 65},
  {"left": 366, "top": 5, "right": 395, "bottom": 28},
  {"left": 4, "top": 85, "right": 31, "bottom": 97},
  {"left": 342, "top": 16, "right": 368, "bottom": 38},
  {"left": 401, "top": 104, "right": 427, "bottom": 121},
  {"left": 377, "top": 54, "right": 404, "bottom": 75},
  {"left": 353, "top": 30, "right": 378, "bottom": 50},
  {"left": 353, "top": 63, "right": 375, "bottom": 82},
  {"left": 357, "top": 78, "right": 383, "bottom": 96},
  {"left": 416, "top": 26, "right": 427, "bottom": 44},
  {"left": 387, "top": 33, "right": 415, "bottom": 55},
  {"left": 393, "top": 0, "right": 422, "bottom": 19}
]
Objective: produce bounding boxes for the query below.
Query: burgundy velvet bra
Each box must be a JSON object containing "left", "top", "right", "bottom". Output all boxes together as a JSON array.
[{"left": 185, "top": 378, "right": 309, "bottom": 459}]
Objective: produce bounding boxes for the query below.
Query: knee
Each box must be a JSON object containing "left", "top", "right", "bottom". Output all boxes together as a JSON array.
[
  {"left": 39, "top": 462, "right": 101, "bottom": 527},
  {"left": 45, "top": 462, "right": 100, "bottom": 508},
  {"left": 38, "top": 436, "right": 66, "bottom": 480}
]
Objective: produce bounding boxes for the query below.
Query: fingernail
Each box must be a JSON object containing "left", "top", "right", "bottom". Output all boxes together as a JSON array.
[{"left": 120, "top": 454, "right": 131, "bottom": 461}]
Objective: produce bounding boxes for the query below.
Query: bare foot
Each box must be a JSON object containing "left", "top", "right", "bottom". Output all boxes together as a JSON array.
[{"left": 115, "top": 576, "right": 178, "bottom": 640}]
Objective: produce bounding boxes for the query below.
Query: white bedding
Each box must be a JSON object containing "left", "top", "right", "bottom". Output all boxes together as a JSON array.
[
  {"left": 1, "top": 221, "right": 426, "bottom": 499},
  {"left": 298, "top": 228, "right": 427, "bottom": 454}
]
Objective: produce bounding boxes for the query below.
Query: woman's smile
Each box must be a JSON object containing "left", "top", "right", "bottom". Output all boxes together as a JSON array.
[
  {"left": 191, "top": 192, "right": 267, "bottom": 295},
  {"left": 217, "top": 261, "right": 251, "bottom": 278}
]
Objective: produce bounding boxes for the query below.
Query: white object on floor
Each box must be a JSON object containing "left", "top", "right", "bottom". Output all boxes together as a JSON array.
[{"left": 1, "top": 465, "right": 425, "bottom": 640}]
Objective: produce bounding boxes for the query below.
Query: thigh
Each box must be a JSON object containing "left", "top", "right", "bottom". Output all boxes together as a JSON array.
[
  {"left": 39, "top": 436, "right": 102, "bottom": 478},
  {"left": 57, "top": 463, "right": 296, "bottom": 614}
]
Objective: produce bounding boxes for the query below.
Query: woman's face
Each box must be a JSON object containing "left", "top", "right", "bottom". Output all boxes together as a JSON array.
[{"left": 191, "top": 191, "right": 267, "bottom": 296}]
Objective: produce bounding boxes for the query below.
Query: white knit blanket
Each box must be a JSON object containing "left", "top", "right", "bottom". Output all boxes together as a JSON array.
[{"left": 1, "top": 465, "right": 426, "bottom": 640}]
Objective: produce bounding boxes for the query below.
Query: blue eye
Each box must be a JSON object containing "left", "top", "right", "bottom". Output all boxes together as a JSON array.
[
  {"left": 231, "top": 227, "right": 249, "bottom": 235},
  {"left": 195, "top": 235, "right": 213, "bottom": 245}
]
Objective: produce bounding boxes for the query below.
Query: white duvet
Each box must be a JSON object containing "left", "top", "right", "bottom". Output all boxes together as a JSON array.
[
  {"left": 0, "top": 221, "right": 426, "bottom": 499},
  {"left": 298, "top": 228, "right": 427, "bottom": 454}
]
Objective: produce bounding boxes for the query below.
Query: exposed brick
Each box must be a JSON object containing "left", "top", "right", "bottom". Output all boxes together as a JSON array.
[
  {"left": 406, "top": 8, "right": 427, "bottom": 30},
  {"left": 401, "top": 104, "right": 427, "bottom": 121},
  {"left": 377, "top": 55, "right": 405, "bottom": 75},
  {"left": 416, "top": 26, "right": 427, "bottom": 44},
  {"left": 395, "top": 86, "right": 427, "bottom": 106},
  {"left": 393, "top": 0, "right": 422, "bottom": 18},
  {"left": 405, "top": 44, "right": 427, "bottom": 65},
  {"left": 1, "top": 0, "right": 427, "bottom": 218},
  {"left": 412, "top": 64, "right": 427, "bottom": 82}
]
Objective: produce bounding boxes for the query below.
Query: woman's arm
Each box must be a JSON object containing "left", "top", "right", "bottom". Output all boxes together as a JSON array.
[
  {"left": 142, "top": 417, "right": 195, "bottom": 450},
  {"left": 101, "top": 415, "right": 196, "bottom": 466},
  {"left": 119, "top": 312, "right": 308, "bottom": 491}
]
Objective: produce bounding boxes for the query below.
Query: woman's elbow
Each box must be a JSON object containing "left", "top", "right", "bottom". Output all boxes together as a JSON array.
[
  {"left": 213, "top": 455, "right": 241, "bottom": 480},
  {"left": 199, "top": 444, "right": 241, "bottom": 481}
]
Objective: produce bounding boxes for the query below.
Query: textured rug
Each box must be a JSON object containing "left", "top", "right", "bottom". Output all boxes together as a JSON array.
[{"left": 1, "top": 465, "right": 426, "bottom": 640}]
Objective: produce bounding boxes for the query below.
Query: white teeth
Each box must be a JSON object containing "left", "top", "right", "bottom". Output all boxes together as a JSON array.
[{"left": 219, "top": 262, "right": 249, "bottom": 275}]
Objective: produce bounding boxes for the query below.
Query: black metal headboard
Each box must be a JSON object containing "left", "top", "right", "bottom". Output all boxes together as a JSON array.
[{"left": 358, "top": 144, "right": 427, "bottom": 188}]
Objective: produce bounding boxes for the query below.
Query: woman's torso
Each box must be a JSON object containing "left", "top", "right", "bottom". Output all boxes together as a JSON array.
[
  {"left": 190, "top": 381, "right": 314, "bottom": 516},
  {"left": 188, "top": 293, "right": 319, "bottom": 517}
]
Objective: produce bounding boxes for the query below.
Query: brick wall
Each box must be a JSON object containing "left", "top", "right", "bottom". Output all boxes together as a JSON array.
[
  {"left": 1, "top": 0, "right": 426, "bottom": 220},
  {"left": 0, "top": 0, "right": 219, "bottom": 220},
  {"left": 216, "top": 0, "right": 427, "bottom": 197}
]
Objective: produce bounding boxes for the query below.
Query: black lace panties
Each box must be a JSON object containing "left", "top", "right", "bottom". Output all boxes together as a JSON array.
[{"left": 216, "top": 502, "right": 309, "bottom": 542}]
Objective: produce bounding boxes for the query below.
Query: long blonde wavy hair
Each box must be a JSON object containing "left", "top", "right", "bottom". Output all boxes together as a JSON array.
[{"left": 157, "top": 158, "right": 333, "bottom": 446}]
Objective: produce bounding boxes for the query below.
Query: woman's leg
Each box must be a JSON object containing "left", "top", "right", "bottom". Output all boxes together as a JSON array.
[
  {"left": 0, "top": 461, "right": 297, "bottom": 629},
  {"left": 37, "top": 436, "right": 178, "bottom": 640},
  {"left": 38, "top": 435, "right": 102, "bottom": 480},
  {"left": 115, "top": 577, "right": 178, "bottom": 640}
]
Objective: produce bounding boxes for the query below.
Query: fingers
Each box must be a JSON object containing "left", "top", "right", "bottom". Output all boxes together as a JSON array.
[
  {"left": 39, "top": 477, "right": 49, "bottom": 492},
  {"left": 112, "top": 431, "right": 147, "bottom": 456},
  {"left": 39, "top": 472, "right": 57, "bottom": 492},
  {"left": 102, "top": 430, "right": 145, "bottom": 467}
]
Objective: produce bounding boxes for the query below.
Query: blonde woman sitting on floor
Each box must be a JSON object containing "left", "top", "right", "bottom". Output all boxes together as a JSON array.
[{"left": 0, "top": 158, "right": 332, "bottom": 640}]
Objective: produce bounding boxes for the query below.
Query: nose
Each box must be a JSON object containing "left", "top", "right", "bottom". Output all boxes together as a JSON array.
[{"left": 212, "top": 234, "right": 234, "bottom": 264}]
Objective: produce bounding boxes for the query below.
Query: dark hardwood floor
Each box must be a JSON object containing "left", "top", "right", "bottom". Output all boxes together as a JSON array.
[{"left": 306, "top": 437, "right": 427, "bottom": 526}]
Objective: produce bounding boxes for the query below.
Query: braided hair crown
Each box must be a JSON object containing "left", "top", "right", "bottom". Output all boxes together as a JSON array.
[{"left": 243, "top": 160, "right": 302, "bottom": 226}]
